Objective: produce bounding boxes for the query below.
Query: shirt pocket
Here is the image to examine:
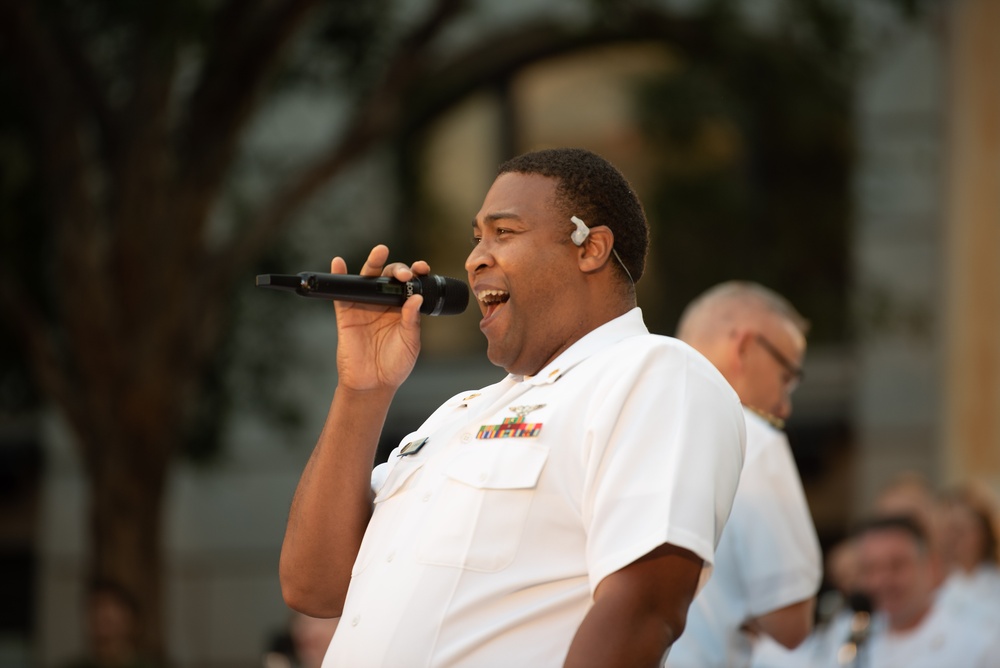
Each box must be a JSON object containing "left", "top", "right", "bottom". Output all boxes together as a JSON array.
[
  {"left": 351, "top": 457, "right": 425, "bottom": 577},
  {"left": 416, "top": 442, "right": 549, "bottom": 572}
]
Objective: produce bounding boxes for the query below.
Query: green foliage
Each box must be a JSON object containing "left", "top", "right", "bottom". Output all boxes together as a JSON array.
[{"left": 309, "top": 0, "right": 395, "bottom": 87}]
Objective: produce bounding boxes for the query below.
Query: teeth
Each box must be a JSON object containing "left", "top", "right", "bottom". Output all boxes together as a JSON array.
[{"left": 476, "top": 289, "right": 509, "bottom": 305}]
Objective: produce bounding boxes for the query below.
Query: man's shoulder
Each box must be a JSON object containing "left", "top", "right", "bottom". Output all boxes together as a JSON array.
[{"left": 601, "top": 332, "right": 734, "bottom": 383}]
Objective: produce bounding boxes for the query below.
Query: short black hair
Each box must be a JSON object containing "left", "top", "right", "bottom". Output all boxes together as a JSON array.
[
  {"left": 498, "top": 148, "right": 649, "bottom": 284},
  {"left": 854, "top": 515, "right": 930, "bottom": 553}
]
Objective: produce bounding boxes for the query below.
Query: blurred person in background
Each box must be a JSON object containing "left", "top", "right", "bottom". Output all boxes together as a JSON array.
[
  {"left": 264, "top": 612, "right": 341, "bottom": 668},
  {"left": 751, "top": 536, "right": 869, "bottom": 668},
  {"left": 822, "top": 536, "right": 864, "bottom": 617},
  {"left": 836, "top": 515, "right": 1000, "bottom": 667},
  {"left": 871, "top": 471, "right": 945, "bottom": 561},
  {"left": 934, "top": 485, "right": 1000, "bottom": 619},
  {"left": 290, "top": 613, "right": 340, "bottom": 668},
  {"left": 667, "top": 281, "right": 822, "bottom": 668},
  {"left": 62, "top": 580, "right": 154, "bottom": 668},
  {"left": 757, "top": 478, "right": 1000, "bottom": 668}
]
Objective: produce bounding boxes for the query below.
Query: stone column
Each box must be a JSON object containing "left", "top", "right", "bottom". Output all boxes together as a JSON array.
[{"left": 943, "top": 0, "right": 1000, "bottom": 492}]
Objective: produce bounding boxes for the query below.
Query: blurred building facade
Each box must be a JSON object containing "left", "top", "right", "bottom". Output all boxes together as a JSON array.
[
  {"left": 852, "top": 0, "right": 1000, "bottom": 507},
  {"left": 1, "top": 0, "right": 998, "bottom": 666}
]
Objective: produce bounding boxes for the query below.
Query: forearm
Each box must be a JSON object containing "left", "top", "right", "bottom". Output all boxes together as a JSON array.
[
  {"left": 746, "top": 597, "right": 816, "bottom": 649},
  {"left": 564, "top": 595, "right": 680, "bottom": 668},
  {"left": 279, "top": 385, "right": 395, "bottom": 616},
  {"left": 564, "top": 545, "right": 701, "bottom": 668}
]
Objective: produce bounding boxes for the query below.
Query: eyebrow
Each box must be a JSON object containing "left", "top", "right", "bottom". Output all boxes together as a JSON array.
[{"left": 471, "top": 211, "right": 522, "bottom": 228}]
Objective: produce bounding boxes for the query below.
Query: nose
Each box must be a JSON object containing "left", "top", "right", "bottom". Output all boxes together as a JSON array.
[{"left": 465, "top": 239, "right": 493, "bottom": 275}]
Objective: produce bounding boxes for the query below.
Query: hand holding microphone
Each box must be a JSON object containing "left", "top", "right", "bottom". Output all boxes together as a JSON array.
[{"left": 261, "top": 247, "right": 463, "bottom": 392}]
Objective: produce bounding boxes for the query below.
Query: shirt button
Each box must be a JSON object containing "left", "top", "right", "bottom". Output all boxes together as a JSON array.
[
  {"left": 351, "top": 615, "right": 361, "bottom": 627},
  {"left": 386, "top": 550, "right": 395, "bottom": 562},
  {"left": 478, "top": 472, "right": 488, "bottom": 482},
  {"left": 461, "top": 432, "right": 472, "bottom": 443},
  {"left": 422, "top": 492, "right": 432, "bottom": 502}
]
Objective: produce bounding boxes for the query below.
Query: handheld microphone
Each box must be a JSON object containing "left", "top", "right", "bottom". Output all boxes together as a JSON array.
[
  {"left": 255, "top": 272, "right": 469, "bottom": 316},
  {"left": 837, "top": 591, "right": 873, "bottom": 667}
]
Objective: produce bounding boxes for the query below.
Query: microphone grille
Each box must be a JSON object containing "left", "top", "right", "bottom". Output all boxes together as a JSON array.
[
  {"left": 846, "top": 591, "right": 873, "bottom": 614},
  {"left": 417, "top": 275, "right": 469, "bottom": 316}
]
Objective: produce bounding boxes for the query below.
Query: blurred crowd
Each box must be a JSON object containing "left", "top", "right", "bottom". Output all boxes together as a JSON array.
[{"left": 753, "top": 472, "right": 1000, "bottom": 667}]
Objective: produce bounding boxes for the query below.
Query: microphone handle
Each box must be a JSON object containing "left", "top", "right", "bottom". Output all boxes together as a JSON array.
[
  {"left": 257, "top": 271, "right": 421, "bottom": 306},
  {"left": 301, "top": 273, "right": 413, "bottom": 305},
  {"left": 256, "top": 271, "right": 469, "bottom": 316},
  {"left": 254, "top": 272, "right": 414, "bottom": 305}
]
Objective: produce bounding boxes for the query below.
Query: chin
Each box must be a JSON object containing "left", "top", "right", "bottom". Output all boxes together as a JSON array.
[{"left": 484, "top": 346, "right": 509, "bottom": 371}]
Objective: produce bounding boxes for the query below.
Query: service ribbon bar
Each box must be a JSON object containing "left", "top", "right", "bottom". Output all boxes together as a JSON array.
[{"left": 476, "top": 417, "right": 543, "bottom": 439}]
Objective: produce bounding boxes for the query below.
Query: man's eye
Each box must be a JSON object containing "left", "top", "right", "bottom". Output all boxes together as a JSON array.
[{"left": 471, "top": 229, "right": 512, "bottom": 245}]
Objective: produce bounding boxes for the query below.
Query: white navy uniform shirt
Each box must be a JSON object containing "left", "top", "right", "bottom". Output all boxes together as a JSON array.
[{"left": 323, "top": 308, "right": 746, "bottom": 668}]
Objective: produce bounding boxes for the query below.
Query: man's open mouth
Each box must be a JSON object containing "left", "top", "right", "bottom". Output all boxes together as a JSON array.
[{"left": 477, "top": 289, "right": 510, "bottom": 318}]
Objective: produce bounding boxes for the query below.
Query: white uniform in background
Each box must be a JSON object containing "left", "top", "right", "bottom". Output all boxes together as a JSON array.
[{"left": 668, "top": 409, "right": 822, "bottom": 668}]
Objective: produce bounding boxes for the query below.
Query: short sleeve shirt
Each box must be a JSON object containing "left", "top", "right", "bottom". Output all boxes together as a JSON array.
[{"left": 323, "top": 308, "right": 746, "bottom": 668}]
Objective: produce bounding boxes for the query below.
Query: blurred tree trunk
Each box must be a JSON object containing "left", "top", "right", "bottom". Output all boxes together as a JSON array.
[
  {"left": 0, "top": 3, "right": 329, "bottom": 656},
  {"left": 0, "top": 0, "right": 713, "bottom": 657}
]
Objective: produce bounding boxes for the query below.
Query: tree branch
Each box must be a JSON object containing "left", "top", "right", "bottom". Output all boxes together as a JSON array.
[
  {"left": 0, "top": 0, "right": 121, "bottom": 165},
  {"left": 208, "top": 0, "right": 469, "bottom": 288},
  {"left": 0, "top": 269, "right": 93, "bottom": 462},
  {"left": 45, "top": 7, "right": 119, "bottom": 162},
  {"left": 201, "top": 3, "right": 711, "bottom": 291},
  {"left": 0, "top": 2, "right": 87, "bottom": 138},
  {"left": 0, "top": 2, "right": 128, "bottom": 381},
  {"left": 108, "top": 8, "right": 184, "bottom": 321},
  {"left": 399, "top": 9, "right": 717, "bottom": 136},
  {"left": 175, "top": 0, "right": 324, "bottom": 206}
]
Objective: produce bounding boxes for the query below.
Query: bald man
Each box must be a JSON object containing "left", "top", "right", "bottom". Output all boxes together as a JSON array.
[{"left": 666, "top": 282, "right": 822, "bottom": 668}]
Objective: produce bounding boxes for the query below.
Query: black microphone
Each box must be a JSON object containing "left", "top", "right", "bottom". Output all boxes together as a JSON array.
[
  {"left": 837, "top": 591, "right": 873, "bottom": 668},
  {"left": 255, "top": 272, "right": 469, "bottom": 316}
]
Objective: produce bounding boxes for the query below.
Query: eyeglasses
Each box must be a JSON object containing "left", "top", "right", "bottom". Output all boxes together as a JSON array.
[{"left": 754, "top": 333, "right": 804, "bottom": 391}]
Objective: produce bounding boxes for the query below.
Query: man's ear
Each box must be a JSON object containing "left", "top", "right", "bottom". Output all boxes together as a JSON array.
[
  {"left": 577, "top": 225, "right": 615, "bottom": 274},
  {"left": 730, "top": 328, "right": 754, "bottom": 373}
]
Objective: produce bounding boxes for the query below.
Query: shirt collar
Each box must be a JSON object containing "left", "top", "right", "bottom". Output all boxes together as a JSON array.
[{"left": 508, "top": 307, "right": 649, "bottom": 386}]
